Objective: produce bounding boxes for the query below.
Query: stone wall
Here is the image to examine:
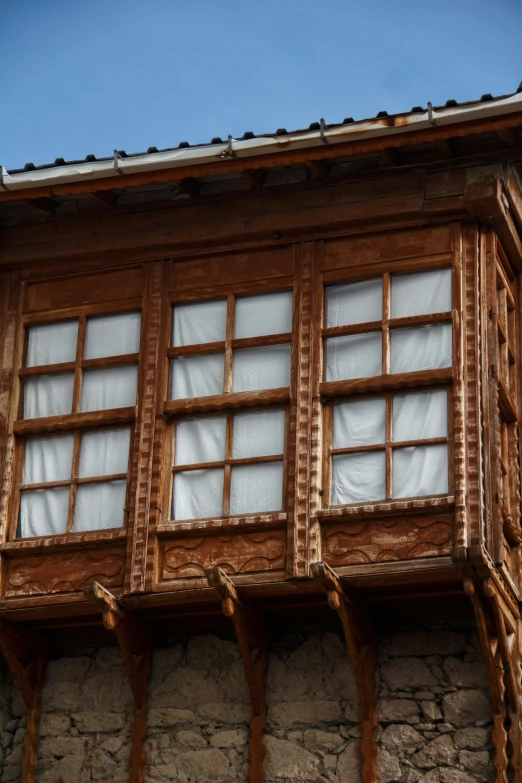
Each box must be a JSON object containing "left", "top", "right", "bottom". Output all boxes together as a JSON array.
[{"left": 0, "top": 624, "right": 492, "bottom": 783}]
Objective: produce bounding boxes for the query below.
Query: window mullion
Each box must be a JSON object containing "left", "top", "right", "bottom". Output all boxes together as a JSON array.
[
  {"left": 385, "top": 392, "right": 393, "bottom": 499},
  {"left": 223, "top": 412, "right": 234, "bottom": 514},
  {"left": 224, "top": 295, "right": 235, "bottom": 394},
  {"left": 66, "top": 430, "right": 81, "bottom": 533},
  {"left": 72, "top": 316, "right": 86, "bottom": 414},
  {"left": 382, "top": 273, "right": 391, "bottom": 376}
]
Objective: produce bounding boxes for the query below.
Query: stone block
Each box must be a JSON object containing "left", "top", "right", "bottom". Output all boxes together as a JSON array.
[
  {"left": 453, "top": 727, "right": 490, "bottom": 750},
  {"left": 40, "top": 714, "right": 71, "bottom": 736},
  {"left": 418, "top": 768, "right": 478, "bottom": 783},
  {"left": 442, "top": 690, "right": 490, "bottom": 727},
  {"left": 420, "top": 702, "right": 443, "bottom": 722},
  {"left": 176, "top": 730, "right": 207, "bottom": 747},
  {"left": 381, "top": 724, "right": 424, "bottom": 754},
  {"left": 265, "top": 735, "right": 321, "bottom": 780},
  {"left": 39, "top": 736, "right": 86, "bottom": 758},
  {"left": 337, "top": 740, "right": 363, "bottom": 783},
  {"left": 152, "top": 668, "right": 223, "bottom": 709},
  {"left": 377, "top": 749, "right": 402, "bottom": 782},
  {"left": 303, "top": 729, "right": 344, "bottom": 751},
  {"left": 377, "top": 700, "right": 421, "bottom": 723},
  {"left": 381, "top": 633, "right": 467, "bottom": 658},
  {"left": 197, "top": 702, "right": 251, "bottom": 724},
  {"left": 210, "top": 729, "right": 248, "bottom": 748},
  {"left": 441, "top": 658, "right": 488, "bottom": 689},
  {"left": 381, "top": 659, "right": 438, "bottom": 690},
  {"left": 177, "top": 748, "right": 229, "bottom": 780},
  {"left": 268, "top": 699, "right": 342, "bottom": 726},
  {"left": 72, "top": 712, "right": 127, "bottom": 733},
  {"left": 412, "top": 735, "right": 458, "bottom": 768},
  {"left": 459, "top": 750, "right": 491, "bottom": 782},
  {"left": 148, "top": 708, "right": 194, "bottom": 727}
]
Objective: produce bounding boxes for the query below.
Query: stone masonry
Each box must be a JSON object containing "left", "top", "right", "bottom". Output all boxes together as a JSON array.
[{"left": 0, "top": 624, "right": 492, "bottom": 783}]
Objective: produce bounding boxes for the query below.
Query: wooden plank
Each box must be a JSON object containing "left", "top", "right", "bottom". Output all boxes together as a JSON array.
[{"left": 24, "top": 266, "right": 144, "bottom": 313}]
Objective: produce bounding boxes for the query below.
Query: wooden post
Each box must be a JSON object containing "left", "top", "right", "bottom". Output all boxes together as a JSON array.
[
  {"left": 0, "top": 619, "right": 46, "bottom": 783},
  {"left": 206, "top": 568, "right": 268, "bottom": 783},
  {"left": 311, "top": 561, "right": 378, "bottom": 783},
  {"left": 84, "top": 582, "right": 152, "bottom": 783}
]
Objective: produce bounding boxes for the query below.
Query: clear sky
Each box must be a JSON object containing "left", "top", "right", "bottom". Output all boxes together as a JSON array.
[{"left": 1, "top": 0, "right": 521, "bottom": 171}]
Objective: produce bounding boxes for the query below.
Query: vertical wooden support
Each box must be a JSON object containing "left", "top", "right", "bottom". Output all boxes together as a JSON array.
[
  {"left": 311, "top": 561, "right": 378, "bottom": 783},
  {"left": 464, "top": 577, "right": 521, "bottom": 783},
  {"left": 0, "top": 619, "right": 45, "bottom": 783},
  {"left": 206, "top": 568, "right": 268, "bottom": 783},
  {"left": 84, "top": 582, "right": 152, "bottom": 783}
]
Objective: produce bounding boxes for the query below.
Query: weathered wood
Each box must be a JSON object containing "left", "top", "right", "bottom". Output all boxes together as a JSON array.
[
  {"left": 0, "top": 619, "right": 45, "bottom": 783},
  {"left": 311, "top": 561, "right": 378, "bottom": 783},
  {"left": 84, "top": 582, "right": 152, "bottom": 783},
  {"left": 206, "top": 567, "right": 268, "bottom": 783}
]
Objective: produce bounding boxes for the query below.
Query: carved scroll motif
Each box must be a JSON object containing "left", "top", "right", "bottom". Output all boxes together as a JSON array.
[{"left": 5, "top": 549, "right": 125, "bottom": 596}]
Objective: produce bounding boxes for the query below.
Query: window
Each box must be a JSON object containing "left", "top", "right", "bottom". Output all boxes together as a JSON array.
[
  {"left": 321, "top": 268, "right": 453, "bottom": 506},
  {"left": 165, "top": 291, "right": 292, "bottom": 521},
  {"left": 14, "top": 311, "right": 141, "bottom": 538}
]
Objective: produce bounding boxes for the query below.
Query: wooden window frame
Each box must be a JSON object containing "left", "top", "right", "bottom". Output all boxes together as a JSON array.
[{"left": 7, "top": 300, "right": 142, "bottom": 543}]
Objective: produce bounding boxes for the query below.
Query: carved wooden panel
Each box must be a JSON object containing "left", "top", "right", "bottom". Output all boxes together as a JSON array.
[
  {"left": 160, "top": 530, "right": 286, "bottom": 581},
  {"left": 3, "top": 547, "right": 125, "bottom": 597},
  {"left": 324, "top": 515, "right": 453, "bottom": 566}
]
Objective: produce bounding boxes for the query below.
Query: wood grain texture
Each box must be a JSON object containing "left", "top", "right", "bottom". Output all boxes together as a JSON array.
[
  {"left": 324, "top": 516, "right": 453, "bottom": 566},
  {"left": 171, "top": 245, "right": 293, "bottom": 291},
  {"left": 452, "top": 223, "right": 467, "bottom": 550},
  {"left": 160, "top": 530, "right": 286, "bottom": 581},
  {"left": 24, "top": 266, "right": 143, "bottom": 313},
  {"left": 4, "top": 547, "right": 125, "bottom": 597}
]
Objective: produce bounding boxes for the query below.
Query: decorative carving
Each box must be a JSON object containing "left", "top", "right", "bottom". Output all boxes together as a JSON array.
[
  {"left": 324, "top": 516, "right": 452, "bottom": 565},
  {"left": 162, "top": 531, "right": 286, "bottom": 580},
  {"left": 5, "top": 549, "right": 125, "bottom": 597}
]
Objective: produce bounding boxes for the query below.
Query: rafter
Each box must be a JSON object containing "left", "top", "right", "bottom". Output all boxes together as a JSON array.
[
  {"left": 242, "top": 169, "right": 265, "bottom": 188},
  {"left": 21, "top": 197, "right": 55, "bottom": 215},
  {"left": 0, "top": 620, "right": 46, "bottom": 783},
  {"left": 311, "top": 562, "right": 378, "bottom": 783},
  {"left": 89, "top": 190, "right": 117, "bottom": 208},
  {"left": 305, "top": 160, "right": 329, "bottom": 179},
  {"left": 434, "top": 138, "right": 454, "bottom": 158},
  {"left": 206, "top": 567, "right": 268, "bottom": 783},
  {"left": 84, "top": 582, "right": 152, "bottom": 783}
]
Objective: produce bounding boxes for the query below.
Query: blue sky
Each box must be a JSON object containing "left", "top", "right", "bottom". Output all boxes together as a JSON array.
[{"left": 1, "top": 0, "right": 521, "bottom": 171}]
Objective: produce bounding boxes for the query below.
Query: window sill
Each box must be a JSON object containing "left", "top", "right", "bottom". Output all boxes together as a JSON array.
[
  {"left": 318, "top": 495, "right": 455, "bottom": 521},
  {"left": 1, "top": 528, "right": 127, "bottom": 554},
  {"left": 164, "top": 388, "right": 289, "bottom": 416},
  {"left": 156, "top": 512, "right": 287, "bottom": 537}
]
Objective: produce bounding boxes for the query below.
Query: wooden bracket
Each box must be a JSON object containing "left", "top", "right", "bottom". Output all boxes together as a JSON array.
[
  {"left": 311, "top": 562, "right": 378, "bottom": 783},
  {"left": 206, "top": 568, "right": 268, "bottom": 783},
  {"left": 84, "top": 582, "right": 152, "bottom": 783},
  {"left": 463, "top": 577, "right": 521, "bottom": 783},
  {"left": 0, "top": 619, "right": 46, "bottom": 783}
]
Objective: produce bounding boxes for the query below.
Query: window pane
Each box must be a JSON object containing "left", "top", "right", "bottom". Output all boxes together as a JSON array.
[
  {"left": 81, "top": 366, "right": 138, "bottom": 411},
  {"left": 74, "top": 480, "right": 127, "bottom": 532},
  {"left": 232, "top": 409, "right": 285, "bottom": 459},
  {"left": 325, "top": 333, "right": 382, "bottom": 381},
  {"left": 23, "top": 434, "right": 74, "bottom": 485},
  {"left": 172, "top": 301, "right": 227, "bottom": 347},
  {"left": 390, "top": 324, "right": 452, "bottom": 373},
  {"left": 26, "top": 321, "right": 78, "bottom": 367},
  {"left": 175, "top": 416, "right": 226, "bottom": 466},
  {"left": 325, "top": 279, "right": 382, "bottom": 327},
  {"left": 332, "top": 451, "right": 386, "bottom": 505},
  {"left": 230, "top": 462, "right": 283, "bottom": 515},
  {"left": 393, "top": 390, "right": 447, "bottom": 442},
  {"left": 233, "top": 345, "right": 291, "bottom": 392},
  {"left": 170, "top": 354, "right": 225, "bottom": 399},
  {"left": 333, "top": 398, "right": 386, "bottom": 449},
  {"left": 393, "top": 445, "right": 448, "bottom": 498},
  {"left": 172, "top": 468, "right": 224, "bottom": 520},
  {"left": 235, "top": 292, "right": 293, "bottom": 338},
  {"left": 85, "top": 312, "right": 141, "bottom": 359},
  {"left": 79, "top": 428, "right": 131, "bottom": 478},
  {"left": 23, "top": 374, "right": 74, "bottom": 419},
  {"left": 19, "top": 487, "right": 70, "bottom": 538},
  {"left": 391, "top": 269, "right": 452, "bottom": 318}
]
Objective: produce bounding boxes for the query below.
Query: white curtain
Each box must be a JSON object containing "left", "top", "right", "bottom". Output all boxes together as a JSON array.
[
  {"left": 230, "top": 462, "right": 283, "bottom": 514},
  {"left": 172, "top": 301, "right": 227, "bottom": 347},
  {"left": 333, "top": 398, "right": 386, "bottom": 448},
  {"left": 173, "top": 468, "right": 224, "bottom": 520},
  {"left": 19, "top": 487, "right": 70, "bottom": 538},
  {"left": 78, "top": 427, "right": 131, "bottom": 477},
  {"left": 391, "top": 268, "right": 452, "bottom": 318},
  {"left": 24, "top": 374, "right": 74, "bottom": 419},
  {"left": 235, "top": 292, "right": 293, "bottom": 338},
  {"left": 73, "top": 480, "right": 126, "bottom": 531},
  {"left": 325, "top": 333, "right": 382, "bottom": 382},
  {"left": 85, "top": 313, "right": 141, "bottom": 359},
  {"left": 232, "top": 345, "right": 291, "bottom": 392},
  {"left": 232, "top": 409, "right": 285, "bottom": 458},
  {"left": 390, "top": 324, "right": 452, "bottom": 374},
  {"left": 325, "top": 279, "right": 382, "bottom": 327},
  {"left": 332, "top": 451, "right": 386, "bottom": 505},
  {"left": 81, "top": 366, "right": 138, "bottom": 411},
  {"left": 23, "top": 434, "right": 74, "bottom": 484},
  {"left": 393, "top": 390, "right": 447, "bottom": 441},
  {"left": 393, "top": 444, "right": 448, "bottom": 498},
  {"left": 175, "top": 416, "right": 226, "bottom": 465},
  {"left": 26, "top": 321, "right": 78, "bottom": 367},
  {"left": 170, "top": 354, "right": 225, "bottom": 399}
]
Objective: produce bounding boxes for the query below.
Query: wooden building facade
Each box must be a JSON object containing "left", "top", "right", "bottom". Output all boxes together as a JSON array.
[{"left": 1, "top": 90, "right": 522, "bottom": 782}]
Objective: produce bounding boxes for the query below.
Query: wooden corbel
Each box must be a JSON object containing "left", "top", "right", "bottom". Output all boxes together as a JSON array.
[
  {"left": 0, "top": 619, "right": 46, "bottom": 783},
  {"left": 206, "top": 568, "right": 268, "bottom": 783},
  {"left": 83, "top": 582, "right": 152, "bottom": 783},
  {"left": 311, "top": 562, "right": 378, "bottom": 783},
  {"left": 463, "top": 577, "right": 521, "bottom": 783}
]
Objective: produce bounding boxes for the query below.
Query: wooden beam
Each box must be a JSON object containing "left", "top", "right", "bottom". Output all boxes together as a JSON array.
[
  {"left": 0, "top": 620, "right": 45, "bottom": 783},
  {"left": 434, "top": 139, "right": 454, "bottom": 159},
  {"left": 206, "top": 568, "right": 268, "bottom": 783},
  {"left": 20, "top": 197, "right": 55, "bottom": 215},
  {"left": 305, "top": 160, "right": 329, "bottom": 179},
  {"left": 242, "top": 169, "right": 265, "bottom": 188},
  {"left": 178, "top": 178, "right": 199, "bottom": 198},
  {"left": 89, "top": 190, "right": 116, "bottom": 208},
  {"left": 84, "top": 582, "right": 152, "bottom": 783},
  {"left": 380, "top": 148, "right": 401, "bottom": 167},
  {"left": 311, "top": 562, "right": 378, "bottom": 783},
  {"left": 497, "top": 129, "right": 517, "bottom": 148}
]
